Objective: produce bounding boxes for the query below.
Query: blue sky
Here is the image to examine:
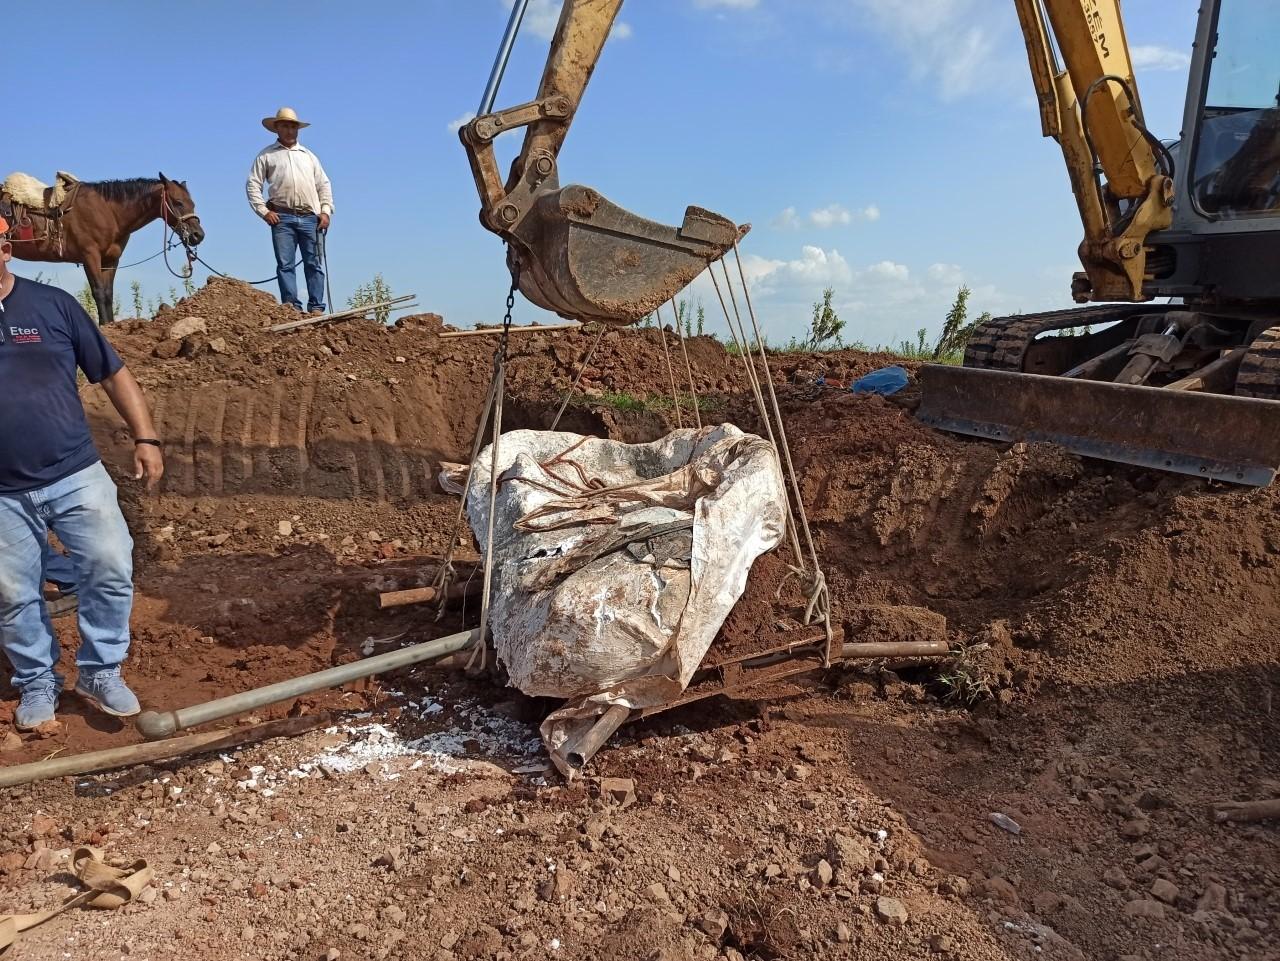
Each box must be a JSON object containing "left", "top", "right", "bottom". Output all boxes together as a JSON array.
[{"left": 7, "top": 0, "right": 1200, "bottom": 345}]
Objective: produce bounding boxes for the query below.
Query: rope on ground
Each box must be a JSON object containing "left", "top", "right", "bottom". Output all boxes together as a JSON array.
[
  {"left": 195, "top": 253, "right": 300, "bottom": 287},
  {"left": 655, "top": 312, "right": 684, "bottom": 429},
  {"left": 550, "top": 324, "right": 606, "bottom": 431},
  {"left": 669, "top": 299, "right": 703, "bottom": 430}
]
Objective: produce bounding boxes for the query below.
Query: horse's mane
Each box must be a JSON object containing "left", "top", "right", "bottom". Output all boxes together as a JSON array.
[{"left": 82, "top": 178, "right": 159, "bottom": 202}]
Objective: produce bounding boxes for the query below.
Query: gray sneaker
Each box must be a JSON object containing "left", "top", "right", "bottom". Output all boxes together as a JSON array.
[
  {"left": 75, "top": 668, "right": 141, "bottom": 718},
  {"left": 15, "top": 686, "right": 59, "bottom": 730}
]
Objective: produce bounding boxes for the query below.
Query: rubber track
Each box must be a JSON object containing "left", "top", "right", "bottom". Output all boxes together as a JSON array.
[
  {"left": 963, "top": 305, "right": 1160, "bottom": 372},
  {"left": 1236, "top": 326, "right": 1280, "bottom": 400}
]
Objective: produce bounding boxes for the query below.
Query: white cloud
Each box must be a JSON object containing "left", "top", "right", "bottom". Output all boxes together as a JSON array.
[
  {"left": 866, "top": 260, "right": 910, "bottom": 282},
  {"left": 775, "top": 203, "right": 881, "bottom": 229},
  {"left": 772, "top": 206, "right": 800, "bottom": 229},
  {"left": 501, "top": 1, "right": 631, "bottom": 40},
  {"left": 447, "top": 111, "right": 476, "bottom": 134},
  {"left": 810, "top": 204, "right": 853, "bottom": 228},
  {"left": 844, "top": 0, "right": 1010, "bottom": 100},
  {"left": 1130, "top": 45, "right": 1191, "bottom": 72},
  {"left": 928, "top": 263, "right": 965, "bottom": 286}
]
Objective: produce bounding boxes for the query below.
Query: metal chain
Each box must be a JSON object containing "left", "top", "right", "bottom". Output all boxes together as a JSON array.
[{"left": 470, "top": 266, "right": 520, "bottom": 673}]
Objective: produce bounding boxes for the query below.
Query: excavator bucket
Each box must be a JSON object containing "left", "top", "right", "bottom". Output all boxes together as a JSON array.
[
  {"left": 917, "top": 365, "right": 1280, "bottom": 487},
  {"left": 507, "top": 185, "right": 740, "bottom": 326}
]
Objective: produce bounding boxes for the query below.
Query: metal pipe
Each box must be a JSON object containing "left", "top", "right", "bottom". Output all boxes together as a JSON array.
[
  {"left": 841, "top": 640, "right": 951, "bottom": 659},
  {"left": 135, "top": 629, "right": 481, "bottom": 741},
  {"left": 479, "top": 0, "right": 532, "bottom": 116},
  {"left": 563, "top": 704, "right": 631, "bottom": 772},
  {"left": 0, "top": 714, "right": 328, "bottom": 790}
]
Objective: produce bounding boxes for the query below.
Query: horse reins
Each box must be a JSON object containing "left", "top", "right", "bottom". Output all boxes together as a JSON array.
[{"left": 159, "top": 182, "right": 201, "bottom": 279}]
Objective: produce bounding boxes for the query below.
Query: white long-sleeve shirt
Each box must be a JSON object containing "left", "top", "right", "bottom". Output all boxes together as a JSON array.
[{"left": 246, "top": 141, "right": 335, "bottom": 218}]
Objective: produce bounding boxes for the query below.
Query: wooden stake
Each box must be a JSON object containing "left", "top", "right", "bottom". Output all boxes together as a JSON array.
[
  {"left": 438, "top": 324, "right": 582, "bottom": 339},
  {"left": 0, "top": 714, "right": 330, "bottom": 789}
]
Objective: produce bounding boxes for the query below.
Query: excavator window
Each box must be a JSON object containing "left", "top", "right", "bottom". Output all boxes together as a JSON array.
[{"left": 1192, "top": 0, "right": 1280, "bottom": 218}]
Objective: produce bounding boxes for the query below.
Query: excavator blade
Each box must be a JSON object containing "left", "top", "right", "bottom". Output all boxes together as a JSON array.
[
  {"left": 917, "top": 365, "right": 1280, "bottom": 487},
  {"left": 509, "top": 185, "right": 740, "bottom": 326}
]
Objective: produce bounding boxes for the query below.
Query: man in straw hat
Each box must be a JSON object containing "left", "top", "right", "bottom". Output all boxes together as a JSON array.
[
  {"left": 246, "top": 107, "right": 335, "bottom": 314},
  {"left": 0, "top": 213, "right": 164, "bottom": 730}
]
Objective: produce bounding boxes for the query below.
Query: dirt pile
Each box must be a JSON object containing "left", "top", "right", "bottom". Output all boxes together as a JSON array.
[{"left": 1, "top": 278, "right": 1277, "bottom": 960}]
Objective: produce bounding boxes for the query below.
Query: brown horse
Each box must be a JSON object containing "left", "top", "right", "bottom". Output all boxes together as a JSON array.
[{"left": 7, "top": 173, "right": 204, "bottom": 323}]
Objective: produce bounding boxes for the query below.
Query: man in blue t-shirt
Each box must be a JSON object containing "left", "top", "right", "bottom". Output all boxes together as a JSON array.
[{"left": 0, "top": 216, "right": 165, "bottom": 730}]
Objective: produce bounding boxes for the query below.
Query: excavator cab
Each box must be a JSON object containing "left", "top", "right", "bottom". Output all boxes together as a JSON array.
[
  {"left": 460, "top": 0, "right": 739, "bottom": 326},
  {"left": 919, "top": 0, "right": 1280, "bottom": 486}
]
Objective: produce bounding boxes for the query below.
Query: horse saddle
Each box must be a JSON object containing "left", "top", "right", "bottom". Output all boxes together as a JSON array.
[{"left": 1, "top": 171, "right": 79, "bottom": 243}]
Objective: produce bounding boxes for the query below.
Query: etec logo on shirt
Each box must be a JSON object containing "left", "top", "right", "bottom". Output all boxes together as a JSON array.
[{"left": 9, "top": 326, "right": 42, "bottom": 344}]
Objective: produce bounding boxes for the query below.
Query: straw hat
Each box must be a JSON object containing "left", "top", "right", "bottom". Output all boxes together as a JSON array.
[{"left": 262, "top": 107, "right": 311, "bottom": 133}]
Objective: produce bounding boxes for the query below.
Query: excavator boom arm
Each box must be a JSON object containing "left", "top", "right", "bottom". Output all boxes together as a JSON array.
[{"left": 1018, "top": 0, "right": 1175, "bottom": 302}]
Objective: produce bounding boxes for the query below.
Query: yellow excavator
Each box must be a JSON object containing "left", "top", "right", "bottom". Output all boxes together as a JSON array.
[{"left": 462, "top": 0, "right": 1280, "bottom": 485}]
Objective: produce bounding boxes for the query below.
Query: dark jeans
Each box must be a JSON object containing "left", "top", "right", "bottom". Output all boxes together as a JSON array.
[
  {"left": 44, "top": 542, "right": 76, "bottom": 592},
  {"left": 271, "top": 212, "right": 325, "bottom": 312}
]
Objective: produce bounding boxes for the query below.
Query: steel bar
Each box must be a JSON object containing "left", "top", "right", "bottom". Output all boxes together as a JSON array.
[
  {"left": 840, "top": 641, "right": 951, "bottom": 659},
  {"left": 135, "top": 629, "right": 481, "bottom": 740},
  {"left": 439, "top": 323, "right": 582, "bottom": 339},
  {"left": 0, "top": 714, "right": 329, "bottom": 790},
  {"left": 267, "top": 295, "right": 417, "bottom": 333},
  {"left": 479, "top": 0, "right": 532, "bottom": 116},
  {"left": 564, "top": 704, "right": 631, "bottom": 772}
]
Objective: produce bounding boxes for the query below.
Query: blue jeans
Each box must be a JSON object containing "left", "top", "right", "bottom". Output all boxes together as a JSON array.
[
  {"left": 271, "top": 212, "right": 325, "bottom": 312},
  {"left": 44, "top": 543, "right": 76, "bottom": 591},
  {"left": 0, "top": 462, "right": 134, "bottom": 692}
]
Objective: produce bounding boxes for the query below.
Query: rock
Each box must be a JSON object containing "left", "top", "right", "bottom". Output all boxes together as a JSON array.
[
  {"left": 930, "top": 934, "right": 955, "bottom": 954},
  {"left": 138, "top": 886, "right": 157, "bottom": 904},
  {"left": 240, "top": 926, "right": 255, "bottom": 941},
  {"left": 30, "top": 813, "right": 58, "bottom": 836},
  {"left": 325, "top": 949, "right": 341, "bottom": 961},
  {"left": 875, "top": 897, "right": 908, "bottom": 927},
  {"left": 814, "top": 859, "right": 834, "bottom": 888},
  {"left": 382, "top": 905, "right": 407, "bottom": 925},
  {"left": 695, "top": 910, "right": 728, "bottom": 940},
  {"left": 440, "top": 931, "right": 459, "bottom": 950},
  {"left": 909, "top": 858, "right": 931, "bottom": 878},
  {"left": 1196, "top": 882, "right": 1228, "bottom": 913},
  {"left": 1123, "top": 899, "right": 1165, "bottom": 920},
  {"left": 152, "top": 339, "right": 183, "bottom": 359},
  {"left": 645, "top": 882, "right": 670, "bottom": 904},
  {"left": 826, "top": 833, "right": 873, "bottom": 882},
  {"left": 835, "top": 922, "right": 852, "bottom": 943},
  {"left": 1119, "top": 818, "right": 1151, "bottom": 840},
  {"left": 207, "top": 337, "right": 230, "bottom": 355},
  {"left": 539, "top": 866, "right": 576, "bottom": 903},
  {"left": 667, "top": 865, "right": 682, "bottom": 884},
  {"left": 786, "top": 763, "right": 812, "bottom": 782},
  {"left": 167, "top": 316, "right": 207, "bottom": 340},
  {"left": 979, "top": 876, "right": 1019, "bottom": 905},
  {"left": 0, "top": 730, "right": 21, "bottom": 753},
  {"left": 1150, "top": 879, "right": 1180, "bottom": 904},
  {"left": 1103, "top": 866, "right": 1129, "bottom": 890},
  {"left": 278, "top": 520, "right": 294, "bottom": 537},
  {"left": 32, "top": 719, "right": 64, "bottom": 738},
  {"left": 0, "top": 851, "right": 25, "bottom": 875},
  {"left": 938, "top": 875, "right": 970, "bottom": 897},
  {"left": 600, "top": 777, "right": 636, "bottom": 808},
  {"left": 989, "top": 813, "right": 1022, "bottom": 835}
]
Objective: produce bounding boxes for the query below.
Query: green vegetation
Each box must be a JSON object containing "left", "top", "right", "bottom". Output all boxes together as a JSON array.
[
  {"left": 348, "top": 274, "right": 396, "bottom": 324},
  {"left": 935, "top": 645, "right": 995, "bottom": 706},
  {"left": 131, "top": 281, "right": 144, "bottom": 318}
]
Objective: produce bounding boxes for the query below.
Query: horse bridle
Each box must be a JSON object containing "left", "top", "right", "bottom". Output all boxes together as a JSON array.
[
  {"left": 159, "top": 182, "right": 202, "bottom": 278},
  {"left": 160, "top": 182, "right": 201, "bottom": 247}
]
